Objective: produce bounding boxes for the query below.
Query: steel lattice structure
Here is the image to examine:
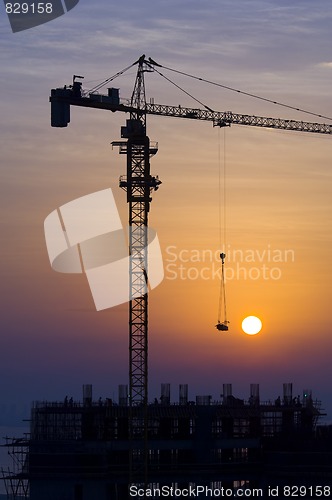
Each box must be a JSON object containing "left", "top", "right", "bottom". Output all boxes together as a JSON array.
[
  {"left": 50, "top": 92, "right": 332, "bottom": 135},
  {"left": 118, "top": 57, "right": 160, "bottom": 409}
]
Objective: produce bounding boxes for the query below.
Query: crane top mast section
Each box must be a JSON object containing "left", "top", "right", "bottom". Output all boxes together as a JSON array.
[{"left": 130, "top": 54, "right": 149, "bottom": 132}]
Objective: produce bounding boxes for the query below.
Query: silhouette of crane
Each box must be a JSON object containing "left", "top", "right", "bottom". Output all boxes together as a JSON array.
[{"left": 50, "top": 55, "right": 331, "bottom": 484}]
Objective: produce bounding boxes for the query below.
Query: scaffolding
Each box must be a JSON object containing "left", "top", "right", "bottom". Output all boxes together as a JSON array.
[
  {"left": 1, "top": 435, "right": 29, "bottom": 499},
  {"left": 0, "top": 383, "right": 326, "bottom": 500}
]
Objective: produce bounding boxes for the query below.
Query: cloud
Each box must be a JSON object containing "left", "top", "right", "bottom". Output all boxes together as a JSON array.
[{"left": 318, "top": 62, "right": 332, "bottom": 68}]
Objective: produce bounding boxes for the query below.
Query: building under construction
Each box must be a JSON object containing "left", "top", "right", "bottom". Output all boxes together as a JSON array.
[{"left": 2, "top": 382, "right": 332, "bottom": 500}]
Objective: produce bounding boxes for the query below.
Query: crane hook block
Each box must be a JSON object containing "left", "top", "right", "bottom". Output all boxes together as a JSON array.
[{"left": 220, "top": 253, "right": 226, "bottom": 262}]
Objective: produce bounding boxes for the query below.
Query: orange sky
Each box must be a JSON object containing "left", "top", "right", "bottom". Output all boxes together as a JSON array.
[{"left": 1, "top": 1, "right": 332, "bottom": 423}]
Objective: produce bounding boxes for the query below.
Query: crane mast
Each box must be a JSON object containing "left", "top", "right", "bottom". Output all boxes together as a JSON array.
[
  {"left": 118, "top": 55, "right": 155, "bottom": 410},
  {"left": 113, "top": 56, "right": 161, "bottom": 484}
]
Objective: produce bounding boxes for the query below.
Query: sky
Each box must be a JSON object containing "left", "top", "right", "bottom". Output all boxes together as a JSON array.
[{"left": 0, "top": 0, "right": 332, "bottom": 426}]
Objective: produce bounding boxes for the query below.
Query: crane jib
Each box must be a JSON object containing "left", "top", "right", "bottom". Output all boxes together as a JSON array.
[{"left": 50, "top": 87, "right": 332, "bottom": 134}]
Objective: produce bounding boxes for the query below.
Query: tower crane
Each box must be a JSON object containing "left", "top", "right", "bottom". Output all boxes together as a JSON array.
[{"left": 50, "top": 55, "right": 332, "bottom": 485}]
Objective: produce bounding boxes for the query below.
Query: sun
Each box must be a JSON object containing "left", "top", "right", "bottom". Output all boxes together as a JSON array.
[{"left": 242, "top": 316, "right": 262, "bottom": 335}]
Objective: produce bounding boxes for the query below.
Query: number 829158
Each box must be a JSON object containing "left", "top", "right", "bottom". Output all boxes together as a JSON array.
[
  {"left": 5, "top": 3, "right": 53, "bottom": 14},
  {"left": 283, "top": 486, "right": 330, "bottom": 497}
]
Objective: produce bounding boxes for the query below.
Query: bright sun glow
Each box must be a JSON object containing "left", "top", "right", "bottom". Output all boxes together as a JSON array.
[{"left": 242, "top": 316, "right": 262, "bottom": 335}]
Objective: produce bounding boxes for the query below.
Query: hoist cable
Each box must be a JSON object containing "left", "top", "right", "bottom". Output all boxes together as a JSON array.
[
  {"left": 154, "top": 63, "right": 332, "bottom": 122},
  {"left": 218, "top": 265, "right": 223, "bottom": 323},
  {"left": 218, "top": 128, "right": 222, "bottom": 250},
  {"left": 223, "top": 128, "right": 227, "bottom": 248},
  {"left": 217, "top": 130, "right": 222, "bottom": 322},
  {"left": 222, "top": 262, "right": 227, "bottom": 323},
  {"left": 217, "top": 128, "right": 227, "bottom": 249},
  {"left": 217, "top": 259, "right": 228, "bottom": 324},
  {"left": 217, "top": 130, "right": 228, "bottom": 325}
]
